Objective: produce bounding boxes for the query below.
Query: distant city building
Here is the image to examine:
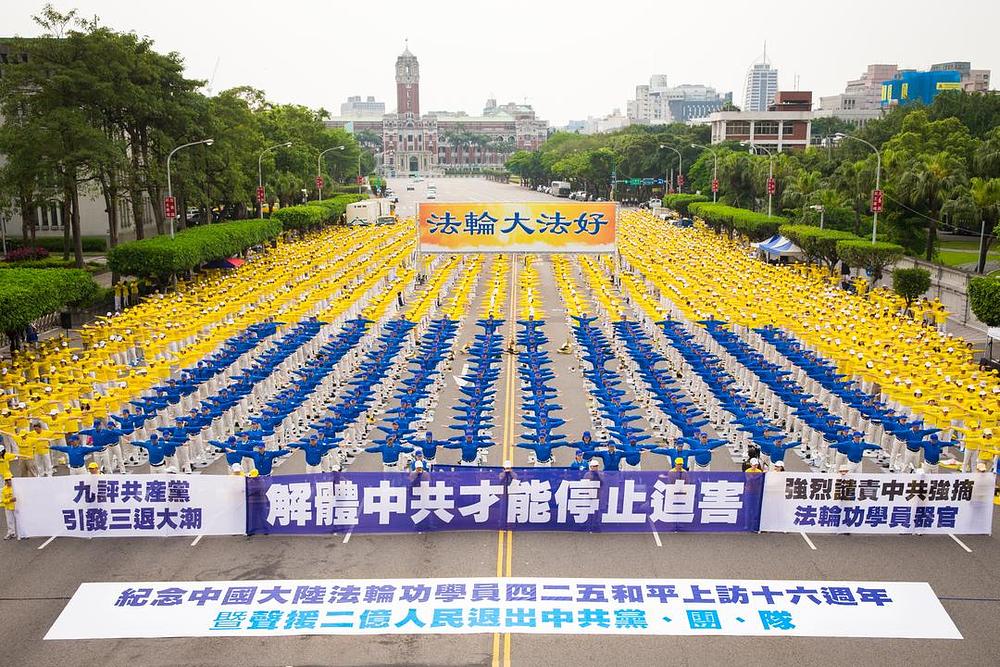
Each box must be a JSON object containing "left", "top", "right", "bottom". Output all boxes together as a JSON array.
[
  {"left": 579, "top": 109, "right": 630, "bottom": 135},
  {"left": 627, "top": 75, "right": 731, "bottom": 124},
  {"left": 708, "top": 91, "right": 812, "bottom": 151},
  {"left": 562, "top": 120, "right": 587, "bottom": 133},
  {"left": 816, "top": 64, "right": 896, "bottom": 127},
  {"left": 324, "top": 44, "right": 549, "bottom": 174},
  {"left": 930, "top": 61, "right": 991, "bottom": 93},
  {"left": 742, "top": 50, "right": 779, "bottom": 112},
  {"left": 339, "top": 95, "right": 385, "bottom": 117},
  {"left": 881, "top": 69, "right": 962, "bottom": 107}
]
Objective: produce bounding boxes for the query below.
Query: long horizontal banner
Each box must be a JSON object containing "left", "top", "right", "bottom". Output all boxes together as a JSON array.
[
  {"left": 417, "top": 201, "right": 617, "bottom": 253},
  {"left": 45, "top": 577, "right": 961, "bottom": 639},
  {"left": 759, "top": 472, "right": 994, "bottom": 534},
  {"left": 246, "top": 470, "right": 763, "bottom": 534},
  {"left": 12, "top": 475, "right": 246, "bottom": 538}
]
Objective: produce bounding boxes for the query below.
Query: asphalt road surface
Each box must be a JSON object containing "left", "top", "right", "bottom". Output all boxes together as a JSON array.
[{"left": 1, "top": 177, "right": 997, "bottom": 667}]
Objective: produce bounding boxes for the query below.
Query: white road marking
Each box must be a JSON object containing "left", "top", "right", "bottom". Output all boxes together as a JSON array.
[
  {"left": 190, "top": 534, "right": 204, "bottom": 547},
  {"left": 343, "top": 529, "right": 353, "bottom": 544},
  {"left": 38, "top": 536, "right": 56, "bottom": 550},
  {"left": 949, "top": 533, "right": 972, "bottom": 553},
  {"left": 650, "top": 528, "right": 662, "bottom": 547},
  {"left": 800, "top": 532, "right": 817, "bottom": 550}
]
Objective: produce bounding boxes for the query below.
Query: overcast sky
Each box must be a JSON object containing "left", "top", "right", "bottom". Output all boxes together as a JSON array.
[{"left": 3, "top": 0, "right": 998, "bottom": 126}]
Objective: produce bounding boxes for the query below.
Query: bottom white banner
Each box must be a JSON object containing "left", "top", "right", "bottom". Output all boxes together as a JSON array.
[{"left": 45, "top": 577, "right": 961, "bottom": 639}]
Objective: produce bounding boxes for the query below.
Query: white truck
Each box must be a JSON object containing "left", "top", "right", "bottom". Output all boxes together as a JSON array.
[{"left": 346, "top": 199, "right": 396, "bottom": 226}]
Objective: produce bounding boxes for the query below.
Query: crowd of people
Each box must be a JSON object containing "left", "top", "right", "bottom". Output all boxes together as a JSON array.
[{"left": 2, "top": 209, "right": 999, "bottom": 538}]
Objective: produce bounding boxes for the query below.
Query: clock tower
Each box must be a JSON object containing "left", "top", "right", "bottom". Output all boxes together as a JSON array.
[{"left": 395, "top": 43, "right": 420, "bottom": 116}]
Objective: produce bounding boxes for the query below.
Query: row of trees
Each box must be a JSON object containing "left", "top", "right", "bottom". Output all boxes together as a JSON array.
[
  {"left": 0, "top": 7, "right": 374, "bottom": 268},
  {"left": 507, "top": 93, "right": 1000, "bottom": 266}
]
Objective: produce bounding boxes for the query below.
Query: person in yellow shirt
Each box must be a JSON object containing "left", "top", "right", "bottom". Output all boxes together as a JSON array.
[
  {"left": 0, "top": 444, "right": 17, "bottom": 479},
  {"left": 15, "top": 431, "right": 37, "bottom": 477},
  {"left": 26, "top": 421, "right": 54, "bottom": 477},
  {"left": 2, "top": 474, "right": 18, "bottom": 540}
]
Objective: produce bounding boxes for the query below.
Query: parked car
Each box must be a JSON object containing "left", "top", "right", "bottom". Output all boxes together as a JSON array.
[
  {"left": 648, "top": 198, "right": 661, "bottom": 208},
  {"left": 406, "top": 184, "right": 415, "bottom": 191}
]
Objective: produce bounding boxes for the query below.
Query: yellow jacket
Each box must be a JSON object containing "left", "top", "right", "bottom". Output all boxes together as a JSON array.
[
  {"left": 1, "top": 485, "right": 14, "bottom": 511},
  {"left": 0, "top": 452, "right": 16, "bottom": 478}
]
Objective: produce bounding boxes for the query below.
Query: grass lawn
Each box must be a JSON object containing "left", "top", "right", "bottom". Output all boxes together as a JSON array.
[{"left": 934, "top": 240, "right": 999, "bottom": 268}]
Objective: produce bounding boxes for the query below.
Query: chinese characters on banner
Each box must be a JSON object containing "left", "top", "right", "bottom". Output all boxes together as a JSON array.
[
  {"left": 759, "top": 473, "right": 995, "bottom": 534},
  {"left": 244, "top": 470, "right": 763, "bottom": 535},
  {"left": 45, "top": 577, "right": 961, "bottom": 640},
  {"left": 417, "top": 202, "right": 617, "bottom": 253},
  {"left": 12, "top": 475, "right": 246, "bottom": 538}
]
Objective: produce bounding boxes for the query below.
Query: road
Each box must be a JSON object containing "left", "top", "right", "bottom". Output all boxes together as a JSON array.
[{"left": 1, "top": 177, "right": 997, "bottom": 667}]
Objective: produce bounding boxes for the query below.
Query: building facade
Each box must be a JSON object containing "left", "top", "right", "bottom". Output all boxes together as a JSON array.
[
  {"left": 340, "top": 95, "right": 385, "bottom": 117},
  {"left": 627, "top": 76, "right": 731, "bottom": 125},
  {"left": 325, "top": 46, "right": 549, "bottom": 175},
  {"left": 880, "top": 69, "right": 962, "bottom": 107},
  {"left": 930, "top": 61, "right": 991, "bottom": 93},
  {"left": 817, "top": 64, "right": 896, "bottom": 127},
  {"left": 742, "top": 59, "right": 779, "bottom": 112},
  {"left": 708, "top": 91, "right": 812, "bottom": 151}
]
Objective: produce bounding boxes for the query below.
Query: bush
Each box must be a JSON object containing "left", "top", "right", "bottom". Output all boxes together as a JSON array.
[
  {"left": 0, "top": 268, "right": 102, "bottom": 334},
  {"left": 4, "top": 246, "right": 50, "bottom": 262},
  {"left": 274, "top": 194, "right": 368, "bottom": 231},
  {"left": 891, "top": 268, "right": 932, "bottom": 311},
  {"left": 836, "top": 240, "right": 905, "bottom": 283},
  {"left": 6, "top": 236, "right": 107, "bottom": 253},
  {"left": 969, "top": 276, "right": 1000, "bottom": 326},
  {"left": 107, "top": 219, "right": 281, "bottom": 279},
  {"left": 688, "top": 202, "right": 786, "bottom": 242},
  {"left": 661, "top": 194, "right": 709, "bottom": 215},
  {"left": 779, "top": 225, "right": 860, "bottom": 269}
]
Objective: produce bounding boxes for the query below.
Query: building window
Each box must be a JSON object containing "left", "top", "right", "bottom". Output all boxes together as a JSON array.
[
  {"left": 782, "top": 123, "right": 795, "bottom": 136},
  {"left": 754, "top": 121, "right": 779, "bottom": 135},
  {"left": 727, "top": 121, "right": 750, "bottom": 135}
]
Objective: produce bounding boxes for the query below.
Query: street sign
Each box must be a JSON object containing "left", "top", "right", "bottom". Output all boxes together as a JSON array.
[
  {"left": 641, "top": 178, "right": 655, "bottom": 186},
  {"left": 677, "top": 174, "right": 685, "bottom": 188},
  {"left": 163, "top": 196, "right": 176, "bottom": 220},
  {"left": 871, "top": 188, "right": 884, "bottom": 213},
  {"left": 627, "top": 178, "right": 641, "bottom": 186},
  {"left": 315, "top": 176, "right": 324, "bottom": 190},
  {"left": 356, "top": 176, "right": 364, "bottom": 185},
  {"left": 256, "top": 186, "right": 265, "bottom": 204},
  {"left": 767, "top": 176, "right": 776, "bottom": 196},
  {"left": 711, "top": 178, "right": 719, "bottom": 193}
]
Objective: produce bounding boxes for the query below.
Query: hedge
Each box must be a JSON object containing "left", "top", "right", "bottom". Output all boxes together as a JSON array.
[
  {"left": 0, "top": 268, "right": 102, "bottom": 334},
  {"left": 779, "top": 225, "right": 860, "bottom": 268},
  {"left": 688, "top": 202, "right": 786, "bottom": 242},
  {"left": 272, "top": 194, "right": 368, "bottom": 232},
  {"left": 6, "top": 235, "right": 107, "bottom": 253},
  {"left": 969, "top": 276, "right": 1000, "bottom": 326},
  {"left": 661, "top": 194, "right": 709, "bottom": 215},
  {"left": 836, "top": 240, "right": 905, "bottom": 282},
  {"left": 107, "top": 219, "right": 282, "bottom": 278}
]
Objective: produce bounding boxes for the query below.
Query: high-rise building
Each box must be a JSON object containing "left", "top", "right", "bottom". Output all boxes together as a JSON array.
[
  {"left": 627, "top": 76, "right": 731, "bottom": 124},
  {"left": 339, "top": 95, "right": 385, "bottom": 117},
  {"left": 816, "top": 64, "right": 896, "bottom": 127},
  {"left": 930, "top": 61, "right": 991, "bottom": 92},
  {"left": 742, "top": 49, "right": 779, "bottom": 112},
  {"left": 881, "top": 69, "right": 962, "bottom": 107}
]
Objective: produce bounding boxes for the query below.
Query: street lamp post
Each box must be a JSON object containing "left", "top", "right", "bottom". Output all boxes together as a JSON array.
[
  {"left": 258, "top": 142, "right": 293, "bottom": 219},
  {"left": 690, "top": 143, "right": 719, "bottom": 203},
  {"left": 316, "top": 145, "right": 346, "bottom": 201},
  {"left": 834, "top": 133, "right": 882, "bottom": 243},
  {"left": 166, "top": 138, "right": 214, "bottom": 239},
  {"left": 357, "top": 151, "right": 363, "bottom": 195},
  {"left": 659, "top": 144, "right": 683, "bottom": 193},
  {"left": 741, "top": 141, "right": 774, "bottom": 217}
]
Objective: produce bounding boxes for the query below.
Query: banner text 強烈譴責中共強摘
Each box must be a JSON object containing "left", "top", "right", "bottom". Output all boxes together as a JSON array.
[
  {"left": 12, "top": 475, "right": 247, "bottom": 538},
  {"left": 759, "top": 472, "right": 994, "bottom": 535},
  {"left": 45, "top": 576, "right": 962, "bottom": 640},
  {"left": 417, "top": 202, "right": 616, "bottom": 253},
  {"left": 244, "top": 469, "right": 763, "bottom": 535}
]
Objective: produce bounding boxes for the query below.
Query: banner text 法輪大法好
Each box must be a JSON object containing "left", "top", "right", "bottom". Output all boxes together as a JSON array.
[{"left": 417, "top": 202, "right": 616, "bottom": 253}]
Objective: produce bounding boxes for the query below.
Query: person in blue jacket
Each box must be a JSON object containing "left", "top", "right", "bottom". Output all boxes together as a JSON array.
[
  {"left": 236, "top": 443, "right": 292, "bottom": 476},
  {"left": 414, "top": 431, "right": 441, "bottom": 464},
  {"left": 78, "top": 418, "right": 127, "bottom": 474},
  {"left": 132, "top": 433, "right": 178, "bottom": 472},
  {"left": 365, "top": 437, "right": 414, "bottom": 472},
  {"left": 568, "top": 450, "right": 589, "bottom": 472},
  {"left": 582, "top": 442, "right": 628, "bottom": 472},
  {"left": 50, "top": 435, "right": 104, "bottom": 475},
  {"left": 289, "top": 434, "right": 339, "bottom": 474},
  {"left": 443, "top": 433, "right": 489, "bottom": 466}
]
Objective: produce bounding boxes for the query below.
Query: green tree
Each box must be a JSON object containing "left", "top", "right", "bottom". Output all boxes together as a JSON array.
[
  {"left": 892, "top": 267, "right": 931, "bottom": 313},
  {"left": 897, "top": 151, "right": 968, "bottom": 260},
  {"left": 782, "top": 170, "right": 822, "bottom": 220}
]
